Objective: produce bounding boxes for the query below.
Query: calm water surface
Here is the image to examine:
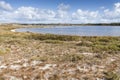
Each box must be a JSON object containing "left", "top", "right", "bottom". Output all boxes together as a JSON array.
[{"left": 15, "top": 26, "right": 120, "bottom": 36}]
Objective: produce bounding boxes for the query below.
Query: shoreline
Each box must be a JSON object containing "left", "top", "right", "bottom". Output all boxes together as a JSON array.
[
  {"left": 0, "top": 24, "right": 120, "bottom": 80},
  {"left": 11, "top": 26, "right": 120, "bottom": 37}
]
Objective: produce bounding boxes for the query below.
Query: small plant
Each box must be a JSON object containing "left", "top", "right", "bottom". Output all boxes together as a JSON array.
[
  {"left": 60, "top": 53, "right": 84, "bottom": 62},
  {"left": 25, "top": 33, "right": 80, "bottom": 41},
  {"left": 32, "top": 56, "right": 49, "bottom": 62},
  {"left": 0, "top": 48, "right": 10, "bottom": 55},
  {"left": 104, "top": 72, "right": 120, "bottom": 80},
  {"left": 44, "top": 40, "right": 64, "bottom": 44},
  {"left": 49, "top": 74, "right": 60, "bottom": 80},
  {"left": 77, "top": 41, "right": 93, "bottom": 47}
]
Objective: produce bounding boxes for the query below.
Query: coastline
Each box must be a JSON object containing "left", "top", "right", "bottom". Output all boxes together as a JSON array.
[
  {"left": 12, "top": 26, "right": 120, "bottom": 36},
  {"left": 0, "top": 24, "right": 120, "bottom": 80}
]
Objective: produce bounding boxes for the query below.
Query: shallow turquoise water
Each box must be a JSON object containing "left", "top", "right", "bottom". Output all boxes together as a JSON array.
[{"left": 15, "top": 26, "right": 120, "bottom": 36}]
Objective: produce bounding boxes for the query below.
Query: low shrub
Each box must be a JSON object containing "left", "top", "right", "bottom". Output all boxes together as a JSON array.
[
  {"left": 104, "top": 72, "right": 120, "bottom": 80},
  {"left": 25, "top": 33, "right": 80, "bottom": 41},
  {"left": 44, "top": 40, "right": 64, "bottom": 44},
  {"left": 60, "top": 53, "right": 84, "bottom": 62}
]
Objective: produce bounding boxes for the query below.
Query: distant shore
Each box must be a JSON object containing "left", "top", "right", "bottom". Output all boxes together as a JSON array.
[{"left": 1, "top": 22, "right": 120, "bottom": 27}]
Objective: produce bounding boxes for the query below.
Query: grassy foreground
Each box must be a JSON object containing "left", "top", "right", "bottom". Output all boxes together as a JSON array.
[{"left": 0, "top": 24, "right": 120, "bottom": 80}]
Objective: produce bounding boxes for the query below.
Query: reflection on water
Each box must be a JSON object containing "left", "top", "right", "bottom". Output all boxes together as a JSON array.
[{"left": 15, "top": 26, "right": 120, "bottom": 36}]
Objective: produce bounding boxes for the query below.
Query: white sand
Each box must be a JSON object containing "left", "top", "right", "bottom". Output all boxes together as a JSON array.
[{"left": 11, "top": 29, "right": 16, "bottom": 32}]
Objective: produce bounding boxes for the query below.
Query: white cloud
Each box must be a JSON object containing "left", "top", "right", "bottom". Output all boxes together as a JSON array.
[
  {"left": 71, "top": 2, "right": 120, "bottom": 23},
  {"left": 0, "top": 1, "right": 120, "bottom": 23},
  {"left": 100, "top": 6, "right": 105, "bottom": 9},
  {"left": 72, "top": 9, "right": 100, "bottom": 23},
  {"left": 0, "top": 1, "right": 12, "bottom": 11},
  {"left": 0, "top": 6, "right": 56, "bottom": 23},
  {"left": 17, "top": 7, "right": 53, "bottom": 20},
  {"left": 57, "top": 3, "right": 70, "bottom": 11},
  {"left": 14, "top": 7, "right": 44, "bottom": 20},
  {"left": 15, "top": 7, "right": 56, "bottom": 21},
  {"left": 102, "top": 2, "right": 120, "bottom": 22},
  {"left": 115, "top": 2, "right": 120, "bottom": 12},
  {"left": 3, "top": 3, "right": 71, "bottom": 23},
  {"left": 55, "top": 3, "right": 70, "bottom": 20}
]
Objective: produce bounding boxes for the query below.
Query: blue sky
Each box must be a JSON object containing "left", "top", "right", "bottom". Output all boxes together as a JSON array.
[
  {"left": 0, "top": 0, "right": 120, "bottom": 23},
  {"left": 5, "top": 0, "right": 120, "bottom": 11}
]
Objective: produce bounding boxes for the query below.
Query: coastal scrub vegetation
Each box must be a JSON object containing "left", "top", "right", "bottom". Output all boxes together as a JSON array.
[
  {"left": 104, "top": 71, "right": 120, "bottom": 80},
  {"left": 0, "top": 24, "right": 120, "bottom": 54},
  {"left": 25, "top": 33, "right": 80, "bottom": 41},
  {"left": 77, "top": 37, "right": 120, "bottom": 53},
  {"left": 0, "top": 24, "right": 120, "bottom": 79}
]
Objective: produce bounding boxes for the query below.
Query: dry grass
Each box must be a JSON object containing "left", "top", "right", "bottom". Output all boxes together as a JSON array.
[{"left": 0, "top": 24, "right": 120, "bottom": 79}]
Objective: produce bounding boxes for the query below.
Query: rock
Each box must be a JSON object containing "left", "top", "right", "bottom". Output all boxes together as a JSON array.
[
  {"left": 22, "top": 63, "right": 29, "bottom": 67},
  {"left": 82, "top": 52, "right": 93, "bottom": 56},
  {"left": 0, "top": 65, "right": 7, "bottom": 69},
  {"left": 39, "top": 64, "right": 52, "bottom": 70},
  {"left": 9, "top": 65, "right": 22, "bottom": 70},
  {"left": 31, "top": 60, "right": 42, "bottom": 66},
  {"left": 9, "top": 76, "right": 22, "bottom": 80}
]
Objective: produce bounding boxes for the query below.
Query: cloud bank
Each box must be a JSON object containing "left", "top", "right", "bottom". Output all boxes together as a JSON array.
[
  {"left": 0, "top": 1, "right": 12, "bottom": 10},
  {"left": 0, "top": 1, "right": 120, "bottom": 23}
]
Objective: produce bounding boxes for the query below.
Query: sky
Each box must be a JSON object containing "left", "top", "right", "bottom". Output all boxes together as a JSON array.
[{"left": 0, "top": 0, "right": 120, "bottom": 23}]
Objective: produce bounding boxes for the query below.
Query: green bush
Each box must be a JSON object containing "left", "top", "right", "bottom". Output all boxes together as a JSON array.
[
  {"left": 76, "top": 36, "right": 120, "bottom": 53},
  {"left": 25, "top": 33, "right": 80, "bottom": 41}
]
